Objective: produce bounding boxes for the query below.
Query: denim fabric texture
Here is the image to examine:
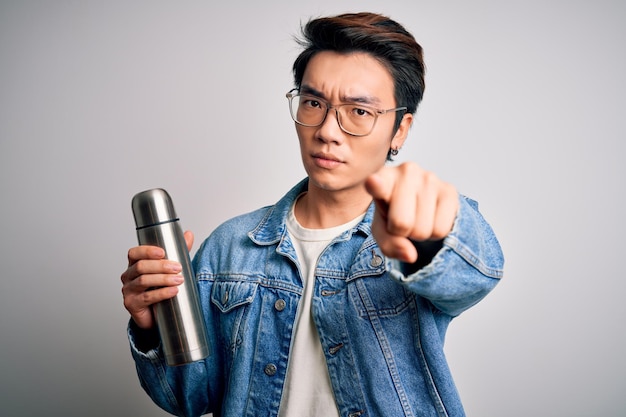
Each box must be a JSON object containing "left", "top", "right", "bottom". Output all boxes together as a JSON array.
[{"left": 129, "top": 178, "right": 504, "bottom": 417}]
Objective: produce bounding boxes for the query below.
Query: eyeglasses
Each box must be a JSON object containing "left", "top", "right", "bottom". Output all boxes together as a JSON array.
[{"left": 286, "top": 89, "right": 407, "bottom": 137}]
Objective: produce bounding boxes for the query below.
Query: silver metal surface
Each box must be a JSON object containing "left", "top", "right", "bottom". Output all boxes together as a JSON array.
[{"left": 132, "top": 188, "right": 209, "bottom": 366}]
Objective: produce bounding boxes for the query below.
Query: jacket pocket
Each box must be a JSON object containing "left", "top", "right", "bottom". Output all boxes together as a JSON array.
[
  {"left": 210, "top": 280, "right": 258, "bottom": 353},
  {"left": 211, "top": 280, "right": 258, "bottom": 313},
  {"left": 349, "top": 273, "right": 414, "bottom": 318}
]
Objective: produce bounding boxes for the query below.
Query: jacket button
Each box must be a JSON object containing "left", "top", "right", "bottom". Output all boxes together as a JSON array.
[
  {"left": 264, "top": 363, "right": 277, "bottom": 376},
  {"left": 370, "top": 253, "right": 383, "bottom": 267},
  {"left": 274, "top": 299, "right": 286, "bottom": 311}
]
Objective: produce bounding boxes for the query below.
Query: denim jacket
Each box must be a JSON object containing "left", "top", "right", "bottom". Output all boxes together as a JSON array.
[{"left": 129, "top": 178, "right": 504, "bottom": 417}]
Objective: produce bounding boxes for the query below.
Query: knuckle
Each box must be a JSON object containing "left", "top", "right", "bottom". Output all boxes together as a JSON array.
[
  {"left": 133, "top": 274, "right": 152, "bottom": 289},
  {"left": 402, "top": 161, "right": 420, "bottom": 174},
  {"left": 140, "top": 290, "right": 158, "bottom": 306},
  {"left": 139, "top": 291, "right": 150, "bottom": 305},
  {"left": 388, "top": 218, "right": 412, "bottom": 236},
  {"left": 123, "top": 293, "right": 136, "bottom": 311},
  {"left": 430, "top": 226, "right": 447, "bottom": 240},
  {"left": 127, "top": 247, "right": 139, "bottom": 266},
  {"left": 424, "top": 171, "right": 437, "bottom": 186},
  {"left": 432, "top": 214, "right": 455, "bottom": 239},
  {"left": 410, "top": 219, "right": 434, "bottom": 241},
  {"left": 411, "top": 229, "right": 431, "bottom": 242},
  {"left": 442, "top": 181, "right": 457, "bottom": 197},
  {"left": 134, "top": 259, "right": 150, "bottom": 275}
]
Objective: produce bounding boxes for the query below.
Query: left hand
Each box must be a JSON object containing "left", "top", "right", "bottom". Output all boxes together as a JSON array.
[{"left": 365, "top": 162, "right": 459, "bottom": 263}]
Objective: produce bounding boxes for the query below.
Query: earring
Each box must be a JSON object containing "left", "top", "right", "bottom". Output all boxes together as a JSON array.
[{"left": 390, "top": 148, "right": 399, "bottom": 156}]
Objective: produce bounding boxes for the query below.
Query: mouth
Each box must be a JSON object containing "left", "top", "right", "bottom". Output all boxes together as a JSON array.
[
  {"left": 313, "top": 152, "right": 342, "bottom": 162},
  {"left": 312, "top": 152, "right": 344, "bottom": 169}
]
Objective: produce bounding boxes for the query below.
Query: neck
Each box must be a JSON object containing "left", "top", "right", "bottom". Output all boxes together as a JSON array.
[{"left": 294, "top": 184, "right": 371, "bottom": 229}]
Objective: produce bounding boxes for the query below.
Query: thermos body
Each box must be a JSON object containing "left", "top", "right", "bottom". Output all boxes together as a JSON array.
[{"left": 131, "top": 189, "right": 209, "bottom": 366}]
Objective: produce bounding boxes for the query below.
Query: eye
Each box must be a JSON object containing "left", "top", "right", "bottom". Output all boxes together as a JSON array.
[
  {"left": 301, "top": 97, "right": 323, "bottom": 109},
  {"left": 350, "top": 106, "right": 375, "bottom": 118}
]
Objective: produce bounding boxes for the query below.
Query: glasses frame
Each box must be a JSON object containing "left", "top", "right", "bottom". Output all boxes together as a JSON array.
[{"left": 286, "top": 89, "right": 408, "bottom": 137}]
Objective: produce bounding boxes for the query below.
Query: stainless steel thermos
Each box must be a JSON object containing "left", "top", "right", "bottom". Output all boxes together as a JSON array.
[{"left": 131, "top": 188, "right": 209, "bottom": 366}]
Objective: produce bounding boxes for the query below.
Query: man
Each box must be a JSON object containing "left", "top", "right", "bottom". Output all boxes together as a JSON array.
[{"left": 121, "top": 12, "right": 504, "bottom": 417}]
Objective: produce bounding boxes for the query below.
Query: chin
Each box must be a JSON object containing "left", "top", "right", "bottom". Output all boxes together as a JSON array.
[
  {"left": 305, "top": 172, "right": 339, "bottom": 191},
  {"left": 307, "top": 173, "right": 362, "bottom": 194}
]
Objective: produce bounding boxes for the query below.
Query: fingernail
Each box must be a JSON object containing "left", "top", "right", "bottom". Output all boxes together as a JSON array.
[{"left": 172, "top": 275, "right": 184, "bottom": 284}]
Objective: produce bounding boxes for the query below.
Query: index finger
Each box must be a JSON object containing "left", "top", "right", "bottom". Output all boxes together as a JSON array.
[
  {"left": 365, "top": 166, "right": 397, "bottom": 204},
  {"left": 127, "top": 245, "right": 166, "bottom": 267}
]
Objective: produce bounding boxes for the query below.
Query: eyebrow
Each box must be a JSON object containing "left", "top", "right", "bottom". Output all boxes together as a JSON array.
[{"left": 300, "top": 85, "right": 382, "bottom": 106}]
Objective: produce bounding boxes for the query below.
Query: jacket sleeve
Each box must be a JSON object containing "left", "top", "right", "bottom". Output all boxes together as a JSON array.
[
  {"left": 127, "top": 320, "right": 214, "bottom": 417},
  {"left": 388, "top": 194, "right": 504, "bottom": 317}
]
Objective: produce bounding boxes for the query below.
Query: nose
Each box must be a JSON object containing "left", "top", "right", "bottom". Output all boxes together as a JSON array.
[{"left": 316, "top": 107, "right": 345, "bottom": 144}]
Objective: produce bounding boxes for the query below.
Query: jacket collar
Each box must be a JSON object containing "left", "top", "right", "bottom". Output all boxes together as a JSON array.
[{"left": 247, "top": 178, "right": 375, "bottom": 246}]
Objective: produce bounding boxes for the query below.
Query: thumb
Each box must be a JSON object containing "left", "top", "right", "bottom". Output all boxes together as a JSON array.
[{"left": 183, "top": 230, "right": 194, "bottom": 252}]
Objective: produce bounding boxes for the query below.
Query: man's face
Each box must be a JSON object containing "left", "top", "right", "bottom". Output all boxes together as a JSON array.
[{"left": 295, "top": 51, "right": 412, "bottom": 194}]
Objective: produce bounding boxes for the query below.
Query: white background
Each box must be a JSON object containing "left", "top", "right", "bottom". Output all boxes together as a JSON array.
[{"left": 1, "top": 1, "right": 624, "bottom": 416}]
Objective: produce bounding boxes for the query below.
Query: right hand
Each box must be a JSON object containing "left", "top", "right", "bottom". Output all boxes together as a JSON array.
[{"left": 121, "top": 230, "right": 194, "bottom": 329}]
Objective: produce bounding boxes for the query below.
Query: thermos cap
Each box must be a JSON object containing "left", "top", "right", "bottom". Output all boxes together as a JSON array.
[{"left": 131, "top": 188, "right": 178, "bottom": 229}]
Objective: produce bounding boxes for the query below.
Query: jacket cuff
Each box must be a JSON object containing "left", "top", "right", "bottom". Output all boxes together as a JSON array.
[{"left": 127, "top": 319, "right": 162, "bottom": 359}]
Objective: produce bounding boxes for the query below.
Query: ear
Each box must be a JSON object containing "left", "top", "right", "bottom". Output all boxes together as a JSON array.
[{"left": 390, "top": 113, "right": 413, "bottom": 150}]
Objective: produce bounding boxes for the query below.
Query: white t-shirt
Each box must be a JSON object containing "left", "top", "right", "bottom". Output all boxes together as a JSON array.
[{"left": 278, "top": 200, "right": 365, "bottom": 417}]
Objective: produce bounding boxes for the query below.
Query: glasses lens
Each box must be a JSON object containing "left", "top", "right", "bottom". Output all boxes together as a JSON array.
[
  {"left": 337, "top": 104, "right": 377, "bottom": 136},
  {"left": 287, "top": 92, "right": 384, "bottom": 136},
  {"left": 289, "top": 94, "right": 327, "bottom": 127}
]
